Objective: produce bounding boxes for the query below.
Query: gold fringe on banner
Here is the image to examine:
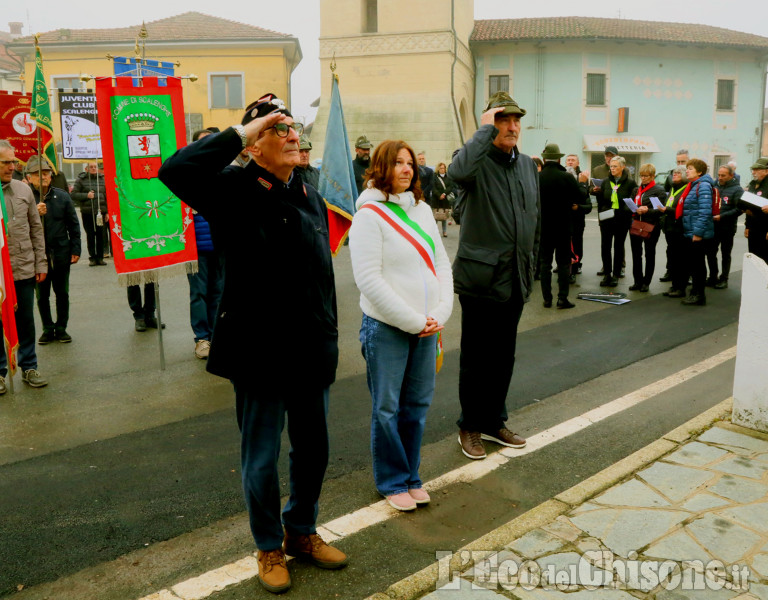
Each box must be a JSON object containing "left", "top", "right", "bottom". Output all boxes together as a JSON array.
[{"left": 116, "top": 261, "right": 198, "bottom": 287}]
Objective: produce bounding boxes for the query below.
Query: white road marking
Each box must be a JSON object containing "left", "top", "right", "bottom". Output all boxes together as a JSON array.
[{"left": 138, "top": 345, "right": 736, "bottom": 600}]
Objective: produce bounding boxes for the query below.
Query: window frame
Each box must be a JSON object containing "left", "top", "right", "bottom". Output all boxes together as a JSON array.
[
  {"left": 488, "top": 75, "right": 509, "bottom": 96},
  {"left": 716, "top": 78, "right": 735, "bottom": 112},
  {"left": 208, "top": 72, "right": 245, "bottom": 110}
]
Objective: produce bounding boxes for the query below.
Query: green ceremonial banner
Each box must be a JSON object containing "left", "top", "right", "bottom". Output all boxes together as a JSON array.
[
  {"left": 95, "top": 76, "right": 196, "bottom": 283},
  {"left": 31, "top": 38, "right": 58, "bottom": 173}
]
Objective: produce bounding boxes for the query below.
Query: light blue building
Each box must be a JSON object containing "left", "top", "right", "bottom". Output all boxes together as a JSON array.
[{"left": 471, "top": 17, "right": 768, "bottom": 177}]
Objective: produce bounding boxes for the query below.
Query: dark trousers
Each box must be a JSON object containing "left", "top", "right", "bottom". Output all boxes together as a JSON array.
[
  {"left": 36, "top": 258, "right": 71, "bottom": 333},
  {"left": 539, "top": 235, "right": 571, "bottom": 301},
  {"left": 458, "top": 292, "right": 524, "bottom": 433},
  {"left": 630, "top": 228, "right": 661, "bottom": 286},
  {"left": 682, "top": 238, "right": 708, "bottom": 296},
  {"left": 571, "top": 221, "right": 585, "bottom": 272},
  {"left": 81, "top": 212, "right": 105, "bottom": 261},
  {"left": 706, "top": 229, "right": 735, "bottom": 281},
  {"left": 0, "top": 277, "right": 38, "bottom": 375},
  {"left": 188, "top": 252, "right": 225, "bottom": 342},
  {"left": 667, "top": 232, "right": 688, "bottom": 292},
  {"left": 599, "top": 217, "right": 630, "bottom": 278},
  {"left": 127, "top": 283, "right": 156, "bottom": 320},
  {"left": 234, "top": 381, "right": 329, "bottom": 551}
]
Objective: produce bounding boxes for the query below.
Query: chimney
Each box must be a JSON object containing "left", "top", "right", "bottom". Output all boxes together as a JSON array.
[{"left": 8, "top": 22, "right": 23, "bottom": 39}]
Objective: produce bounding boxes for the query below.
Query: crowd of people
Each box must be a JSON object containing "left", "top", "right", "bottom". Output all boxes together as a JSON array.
[{"left": 3, "top": 84, "right": 767, "bottom": 594}]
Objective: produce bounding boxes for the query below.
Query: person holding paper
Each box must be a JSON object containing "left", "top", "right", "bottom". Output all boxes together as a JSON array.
[
  {"left": 628, "top": 164, "right": 666, "bottom": 292},
  {"left": 597, "top": 156, "right": 636, "bottom": 287},
  {"left": 679, "top": 159, "right": 715, "bottom": 306},
  {"left": 707, "top": 164, "right": 743, "bottom": 289},
  {"left": 350, "top": 140, "right": 453, "bottom": 511},
  {"left": 742, "top": 158, "right": 768, "bottom": 262},
  {"left": 660, "top": 166, "right": 689, "bottom": 298}
]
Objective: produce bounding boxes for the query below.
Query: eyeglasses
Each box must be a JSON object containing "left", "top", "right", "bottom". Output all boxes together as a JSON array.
[
  {"left": 0, "top": 160, "right": 19, "bottom": 166},
  {"left": 268, "top": 122, "right": 303, "bottom": 138}
]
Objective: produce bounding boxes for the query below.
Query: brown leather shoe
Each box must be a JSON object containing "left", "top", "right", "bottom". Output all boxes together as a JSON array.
[
  {"left": 284, "top": 532, "right": 349, "bottom": 569},
  {"left": 458, "top": 429, "right": 486, "bottom": 460},
  {"left": 257, "top": 549, "right": 291, "bottom": 593},
  {"left": 482, "top": 428, "right": 527, "bottom": 449}
]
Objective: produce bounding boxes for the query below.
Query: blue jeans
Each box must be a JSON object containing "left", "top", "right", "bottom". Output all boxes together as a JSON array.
[
  {"left": 359, "top": 315, "right": 436, "bottom": 497},
  {"left": 188, "top": 252, "right": 224, "bottom": 342},
  {"left": 0, "top": 277, "right": 38, "bottom": 376},
  {"left": 234, "top": 381, "right": 330, "bottom": 551}
]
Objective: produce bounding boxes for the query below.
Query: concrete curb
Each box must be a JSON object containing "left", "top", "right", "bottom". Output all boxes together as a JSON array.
[{"left": 365, "top": 397, "right": 734, "bottom": 600}]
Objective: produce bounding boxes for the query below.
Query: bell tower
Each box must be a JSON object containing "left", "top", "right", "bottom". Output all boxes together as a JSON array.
[{"left": 312, "top": 0, "right": 475, "bottom": 165}]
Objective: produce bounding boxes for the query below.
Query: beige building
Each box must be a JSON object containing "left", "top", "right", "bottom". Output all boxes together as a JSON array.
[
  {"left": 6, "top": 12, "right": 301, "bottom": 180},
  {"left": 312, "top": 0, "right": 475, "bottom": 165}
]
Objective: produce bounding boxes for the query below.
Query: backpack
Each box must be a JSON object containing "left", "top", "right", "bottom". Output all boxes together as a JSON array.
[{"left": 712, "top": 187, "right": 721, "bottom": 217}]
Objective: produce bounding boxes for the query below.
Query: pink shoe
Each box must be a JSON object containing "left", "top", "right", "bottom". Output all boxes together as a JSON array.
[
  {"left": 409, "top": 488, "right": 430, "bottom": 505},
  {"left": 387, "top": 492, "right": 416, "bottom": 511}
]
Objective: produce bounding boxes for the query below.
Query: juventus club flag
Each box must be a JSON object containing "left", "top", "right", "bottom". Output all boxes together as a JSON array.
[
  {"left": 94, "top": 76, "right": 196, "bottom": 286},
  {"left": 58, "top": 91, "right": 101, "bottom": 159}
]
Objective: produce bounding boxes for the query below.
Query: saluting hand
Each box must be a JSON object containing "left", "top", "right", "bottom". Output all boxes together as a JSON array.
[{"left": 242, "top": 111, "right": 285, "bottom": 146}]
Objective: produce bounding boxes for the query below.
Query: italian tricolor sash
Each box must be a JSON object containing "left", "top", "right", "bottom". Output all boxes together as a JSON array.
[{"left": 360, "top": 201, "right": 436, "bottom": 276}]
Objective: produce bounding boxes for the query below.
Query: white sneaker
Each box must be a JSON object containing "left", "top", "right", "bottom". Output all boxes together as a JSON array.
[{"left": 194, "top": 339, "right": 211, "bottom": 359}]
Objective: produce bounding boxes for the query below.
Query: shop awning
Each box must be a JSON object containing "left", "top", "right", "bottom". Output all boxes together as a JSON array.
[{"left": 583, "top": 135, "right": 660, "bottom": 153}]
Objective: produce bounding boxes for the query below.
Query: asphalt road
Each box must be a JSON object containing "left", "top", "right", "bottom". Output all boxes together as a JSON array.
[{"left": 0, "top": 216, "right": 749, "bottom": 599}]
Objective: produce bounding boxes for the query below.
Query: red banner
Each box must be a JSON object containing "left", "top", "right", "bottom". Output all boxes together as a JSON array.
[
  {"left": 0, "top": 91, "right": 51, "bottom": 166},
  {"left": 95, "top": 77, "right": 196, "bottom": 284}
]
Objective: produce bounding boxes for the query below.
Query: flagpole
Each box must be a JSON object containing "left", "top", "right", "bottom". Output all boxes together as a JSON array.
[
  {"left": 4, "top": 334, "right": 14, "bottom": 395},
  {"left": 135, "top": 24, "right": 166, "bottom": 371}
]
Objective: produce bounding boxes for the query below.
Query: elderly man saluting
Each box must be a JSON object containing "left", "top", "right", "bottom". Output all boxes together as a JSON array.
[
  {"left": 159, "top": 93, "right": 347, "bottom": 594},
  {"left": 449, "top": 92, "right": 541, "bottom": 460}
]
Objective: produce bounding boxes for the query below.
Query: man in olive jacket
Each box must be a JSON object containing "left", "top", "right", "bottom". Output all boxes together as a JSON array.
[{"left": 448, "top": 92, "right": 540, "bottom": 461}]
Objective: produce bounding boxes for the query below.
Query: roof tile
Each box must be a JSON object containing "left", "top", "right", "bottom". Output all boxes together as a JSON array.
[
  {"left": 10, "top": 11, "right": 293, "bottom": 45},
  {"left": 471, "top": 16, "right": 768, "bottom": 50}
]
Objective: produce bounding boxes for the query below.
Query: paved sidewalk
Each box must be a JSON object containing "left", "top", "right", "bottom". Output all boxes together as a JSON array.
[{"left": 368, "top": 399, "right": 768, "bottom": 600}]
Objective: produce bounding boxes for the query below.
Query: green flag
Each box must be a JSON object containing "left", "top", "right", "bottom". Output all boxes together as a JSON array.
[{"left": 31, "top": 36, "right": 57, "bottom": 174}]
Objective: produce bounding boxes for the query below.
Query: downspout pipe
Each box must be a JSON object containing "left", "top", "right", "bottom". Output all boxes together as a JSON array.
[
  {"left": 758, "top": 55, "right": 767, "bottom": 160},
  {"left": 449, "top": 0, "right": 464, "bottom": 142}
]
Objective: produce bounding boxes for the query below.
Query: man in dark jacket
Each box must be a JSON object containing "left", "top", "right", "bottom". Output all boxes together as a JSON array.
[
  {"left": 417, "top": 152, "right": 434, "bottom": 202},
  {"left": 295, "top": 135, "right": 320, "bottom": 189},
  {"left": 708, "top": 164, "right": 743, "bottom": 289},
  {"left": 565, "top": 154, "right": 592, "bottom": 280},
  {"left": 352, "top": 135, "right": 372, "bottom": 195},
  {"left": 159, "top": 93, "right": 347, "bottom": 594},
  {"left": 539, "top": 144, "right": 580, "bottom": 309},
  {"left": 71, "top": 161, "right": 108, "bottom": 265},
  {"left": 448, "top": 91, "right": 540, "bottom": 461},
  {"left": 742, "top": 157, "right": 768, "bottom": 263},
  {"left": 26, "top": 156, "right": 81, "bottom": 344}
]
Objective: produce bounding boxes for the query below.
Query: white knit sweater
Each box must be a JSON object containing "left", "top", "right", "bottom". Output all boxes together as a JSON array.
[{"left": 349, "top": 188, "right": 453, "bottom": 334}]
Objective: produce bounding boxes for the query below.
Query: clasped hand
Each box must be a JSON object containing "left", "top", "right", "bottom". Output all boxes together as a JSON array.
[{"left": 418, "top": 317, "right": 443, "bottom": 338}]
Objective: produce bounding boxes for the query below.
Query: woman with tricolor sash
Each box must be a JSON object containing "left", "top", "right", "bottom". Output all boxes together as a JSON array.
[{"left": 349, "top": 140, "right": 454, "bottom": 513}]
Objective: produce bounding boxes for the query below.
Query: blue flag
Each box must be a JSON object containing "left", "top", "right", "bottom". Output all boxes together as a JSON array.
[
  {"left": 318, "top": 75, "right": 357, "bottom": 256},
  {"left": 114, "top": 57, "right": 175, "bottom": 86}
]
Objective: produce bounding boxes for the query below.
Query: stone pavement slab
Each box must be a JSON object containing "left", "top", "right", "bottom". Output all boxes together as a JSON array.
[{"left": 371, "top": 412, "right": 768, "bottom": 600}]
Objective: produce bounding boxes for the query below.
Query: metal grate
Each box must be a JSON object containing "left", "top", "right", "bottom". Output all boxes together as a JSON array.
[
  {"left": 716, "top": 79, "right": 735, "bottom": 111},
  {"left": 586, "top": 73, "right": 606, "bottom": 106}
]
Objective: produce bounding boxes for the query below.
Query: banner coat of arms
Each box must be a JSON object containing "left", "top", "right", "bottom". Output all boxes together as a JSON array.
[{"left": 95, "top": 76, "right": 196, "bottom": 285}]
